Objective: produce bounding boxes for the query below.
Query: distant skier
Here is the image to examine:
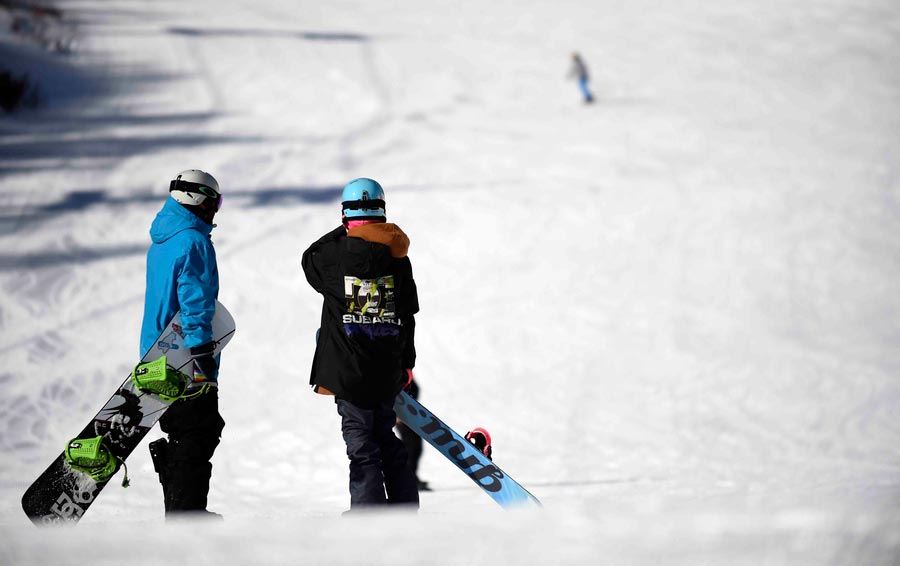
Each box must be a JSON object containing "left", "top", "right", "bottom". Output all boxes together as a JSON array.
[
  {"left": 141, "top": 169, "right": 225, "bottom": 518},
  {"left": 302, "top": 178, "right": 420, "bottom": 511},
  {"left": 568, "top": 52, "right": 594, "bottom": 104}
]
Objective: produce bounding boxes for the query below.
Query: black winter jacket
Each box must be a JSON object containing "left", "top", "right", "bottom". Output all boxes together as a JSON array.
[{"left": 301, "top": 223, "right": 418, "bottom": 406}]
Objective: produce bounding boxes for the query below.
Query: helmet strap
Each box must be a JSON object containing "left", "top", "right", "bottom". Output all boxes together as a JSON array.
[{"left": 341, "top": 199, "right": 386, "bottom": 211}]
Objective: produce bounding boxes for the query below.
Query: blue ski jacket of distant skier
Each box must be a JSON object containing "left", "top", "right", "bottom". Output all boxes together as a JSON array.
[{"left": 140, "top": 197, "right": 219, "bottom": 357}]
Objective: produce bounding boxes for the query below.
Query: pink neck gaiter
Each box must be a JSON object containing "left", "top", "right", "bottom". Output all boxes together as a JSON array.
[{"left": 346, "top": 219, "right": 382, "bottom": 231}]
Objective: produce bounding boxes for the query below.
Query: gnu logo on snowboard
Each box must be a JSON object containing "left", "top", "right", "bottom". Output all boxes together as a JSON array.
[
  {"left": 156, "top": 323, "right": 185, "bottom": 353},
  {"left": 157, "top": 331, "right": 181, "bottom": 353}
]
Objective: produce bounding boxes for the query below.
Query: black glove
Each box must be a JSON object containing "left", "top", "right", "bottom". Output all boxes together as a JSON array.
[{"left": 190, "top": 342, "right": 218, "bottom": 383}]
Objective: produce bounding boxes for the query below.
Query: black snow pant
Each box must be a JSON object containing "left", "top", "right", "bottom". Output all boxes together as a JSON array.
[
  {"left": 157, "top": 388, "right": 225, "bottom": 514},
  {"left": 336, "top": 397, "right": 419, "bottom": 509},
  {"left": 396, "top": 380, "right": 423, "bottom": 479}
]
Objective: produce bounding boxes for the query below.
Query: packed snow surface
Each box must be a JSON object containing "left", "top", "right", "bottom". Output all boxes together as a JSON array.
[{"left": 1, "top": 0, "right": 899, "bottom": 564}]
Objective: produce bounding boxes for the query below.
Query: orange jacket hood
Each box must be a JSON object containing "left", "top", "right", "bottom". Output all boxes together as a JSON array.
[{"left": 346, "top": 222, "right": 410, "bottom": 258}]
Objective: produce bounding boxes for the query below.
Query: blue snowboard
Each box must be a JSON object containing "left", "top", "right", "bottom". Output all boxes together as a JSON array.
[{"left": 394, "top": 391, "right": 541, "bottom": 508}]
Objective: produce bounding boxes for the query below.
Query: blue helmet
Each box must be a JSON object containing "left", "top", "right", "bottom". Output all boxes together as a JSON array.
[{"left": 341, "top": 178, "right": 386, "bottom": 221}]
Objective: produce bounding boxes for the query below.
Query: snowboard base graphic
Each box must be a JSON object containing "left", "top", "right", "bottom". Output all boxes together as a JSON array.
[
  {"left": 21, "top": 302, "right": 235, "bottom": 525},
  {"left": 394, "top": 391, "right": 541, "bottom": 508}
]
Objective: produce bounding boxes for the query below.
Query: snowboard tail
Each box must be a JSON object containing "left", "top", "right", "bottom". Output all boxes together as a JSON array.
[
  {"left": 21, "top": 301, "right": 235, "bottom": 525},
  {"left": 394, "top": 391, "right": 541, "bottom": 508}
]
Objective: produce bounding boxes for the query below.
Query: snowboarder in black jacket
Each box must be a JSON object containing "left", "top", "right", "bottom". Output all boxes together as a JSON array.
[{"left": 302, "top": 178, "right": 419, "bottom": 510}]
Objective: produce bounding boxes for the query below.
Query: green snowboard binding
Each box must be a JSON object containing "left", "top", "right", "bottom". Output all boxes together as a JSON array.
[
  {"left": 130, "top": 356, "right": 192, "bottom": 402},
  {"left": 64, "top": 436, "right": 129, "bottom": 486}
]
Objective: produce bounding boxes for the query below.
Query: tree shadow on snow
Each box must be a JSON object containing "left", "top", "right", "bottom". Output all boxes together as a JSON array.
[
  {"left": 0, "top": 15, "right": 361, "bottom": 270},
  {"left": 0, "top": 131, "right": 264, "bottom": 164},
  {"left": 167, "top": 27, "right": 370, "bottom": 43},
  {"left": 0, "top": 185, "right": 342, "bottom": 234},
  {"left": 0, "top": 243, "right": 148, "bottom": 272},
  {"left": 0, "top": 184, "right": 340, "bottom": 270}
]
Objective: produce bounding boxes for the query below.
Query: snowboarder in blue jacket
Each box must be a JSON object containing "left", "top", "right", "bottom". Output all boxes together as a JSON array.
[{"left": 141, "top": 169, "right": 225, "bottom": 518}]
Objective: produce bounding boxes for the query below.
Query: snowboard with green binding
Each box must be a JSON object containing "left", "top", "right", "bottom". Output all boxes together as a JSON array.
[{"left": 21, "top": 302, "right": 235, "bottom": 525}]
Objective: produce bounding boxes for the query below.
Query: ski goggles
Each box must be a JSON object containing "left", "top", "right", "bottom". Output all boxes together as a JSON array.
[
  {"left": 169, "top": 179, "right": 223, "bottom": 211},
  {"left": 342, "top": 198, "right": 386, "bottom": 211}
]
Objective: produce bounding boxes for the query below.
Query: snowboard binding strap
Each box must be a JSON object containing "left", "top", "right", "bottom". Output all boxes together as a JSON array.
[
  {"left": 64, "top": 436, "right": 129, "bottom": 487},
  {"left": 131, "top": 356, "right": 208, "bottom": 402}
]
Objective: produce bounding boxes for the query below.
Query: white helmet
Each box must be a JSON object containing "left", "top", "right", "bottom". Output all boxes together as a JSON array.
[{"left": 169, "top": 169, "right": 221, "bottom": 211}]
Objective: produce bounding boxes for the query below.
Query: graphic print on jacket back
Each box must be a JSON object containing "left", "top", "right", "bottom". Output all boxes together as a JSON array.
[{"left": 343, "top": 275, "right": 403, "bottom": 338}]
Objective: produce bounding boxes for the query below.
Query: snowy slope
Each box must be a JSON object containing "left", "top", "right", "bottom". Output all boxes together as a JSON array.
[{"left": 1, "top": 0, "right": 899, "bottom": 564}]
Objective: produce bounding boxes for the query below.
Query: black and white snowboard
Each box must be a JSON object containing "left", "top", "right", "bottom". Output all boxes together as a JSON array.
[{"left": 21, "top": 302, "right": 236, "bottom": 525}]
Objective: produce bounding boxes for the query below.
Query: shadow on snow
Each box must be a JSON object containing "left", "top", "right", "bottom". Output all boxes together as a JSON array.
[
  {"left": 167, "top": 27, "right": 370, "bottom": 43},
  {"left": 0, "top": 185, "right": 341, "bottom": 269},
  {"left": 1, "top": 184, "right": 340, "bottom": 227},
  {"left": 0, "top": 243, "right": 147, "bottom": 271}
]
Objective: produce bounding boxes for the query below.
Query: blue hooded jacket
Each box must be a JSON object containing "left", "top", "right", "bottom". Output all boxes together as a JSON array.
[{"left": 140, "top": 197, "right": 219, "bottom": 357}]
